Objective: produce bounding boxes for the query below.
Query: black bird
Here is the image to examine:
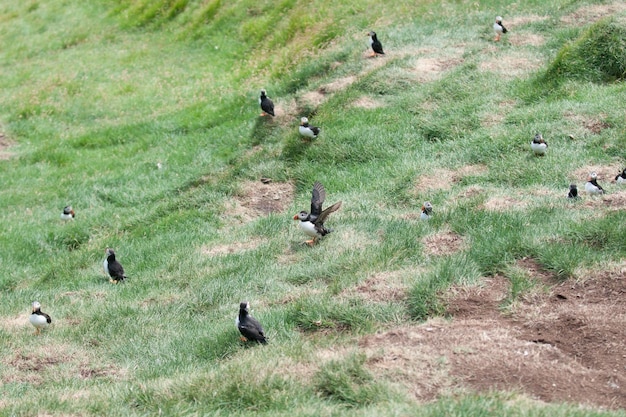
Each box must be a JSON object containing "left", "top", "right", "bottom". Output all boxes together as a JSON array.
[
  {"left": 585, "top": 172, "right": 604, "bottom": 195},
  {"left": 293, "top": 181, "right": 342, "bottom": 246},
  {"left": 299, "top": 117, "right": 321, "bottom": 139},
  {"left": 236, "top": 301, "right": 267, "bottom": 344},
  {"left": 29, "top": 301, "right": 52, "bottom": 335},
  {"left": 568, "top": 184, "right": 578, "bottom": 198},
  {"left": 61, "top": 205, "right": 75, "bottom": 220},
  {"left": 368, "top": 31, "right": 384, "bottom": 57},
  {"left": 493, "top": 16, "right": 508, "bottom": 41},
  {"left": 615, "top": 168, "right": 626, "bottom": 184},
  {"left": 259, "top": 89, "right": 275, "bottom": 117},
  {"left": 103, "top": 248, "right": 127, "bottom": 284}
]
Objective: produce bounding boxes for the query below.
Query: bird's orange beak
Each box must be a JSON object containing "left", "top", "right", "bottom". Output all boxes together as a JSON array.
[{"left": 293, "top": 214, "right": 299, "bottom": 220}]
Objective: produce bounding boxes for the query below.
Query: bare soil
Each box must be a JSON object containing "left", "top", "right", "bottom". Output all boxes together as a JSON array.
[
  {"left": 359, "top": 261, "right": 626, "bottom": 409},
  {"left": 226, "top": 180, "right": 294, "bottom": 222}
]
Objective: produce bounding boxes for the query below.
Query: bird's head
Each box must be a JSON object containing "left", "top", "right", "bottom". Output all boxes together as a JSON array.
[
  {"left": 260, "top": 89, "right": 267, "bottom": 97},
  {"left": 368, "top": 30, "right": 376, "bottom": 37},
  {"left": 294, "top": 211, "right": 308, "bottom": 221},
  {"left": 300, "top": 117, "right": 309, "bottom": 125},
  {"left": 32, "top": 301, "right": 41, "bottom": 313},
  {"left": 239, "top": 301, "right": 250, "bottom": 312},
  {"left": 422, "top": 201, "right": 433, "bottom": 214},
  {"left": 495, "top": 16, "right": 503, "bottom": 23},
  {"left": 569, "top": 184, "right": 577, "bottom": 190},
  {"left": 589, "top": 171, "right": 598, "bottom": 181},
  {"left": 534, "top": 133, "right": 544, "bottom": 143},
  {"left": 105, "top": 247, "right": 115, "bottom": 257}
]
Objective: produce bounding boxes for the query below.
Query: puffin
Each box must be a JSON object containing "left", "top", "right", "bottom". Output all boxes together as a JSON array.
[
  {"left": 259, "top": 89, "right": 275, "bottom": 117},
  {"left": 236, "top": 301, "right": 267, "bottom": 344},
  {"left": 585, "top": 172, "right": 604, "bottom": 195},
  {"left": 29, "top": 301, "right": 52, "bottom": 335},
  {"left": 368, "top": 31, "right": 385, "bottom": 57},
  {"left": 420, "top": 202, "right": 433, "bottom": 220},
  {"left": 61, "top": 205, "right": 75, "bottom": 220},
  {"left": 294, "top": 181, "right": 342, "bottom": 246},
  {"left": 615, "top": 168, "right": 626, "bottom": 184},
  {"left": 568, "top": 184, "right": 578, "bottom": 198},
  {"left": 493, "top": 16, "right": 508, "bottom": 41},
  {"left": 299, "top": 117, "right": 320, "bottom": 139},
  {"left": 530, "top": 133, "right": 548, "bottom": 156},
  {"left": 103, "top": 248, "right": 127, "bottom": 284}
]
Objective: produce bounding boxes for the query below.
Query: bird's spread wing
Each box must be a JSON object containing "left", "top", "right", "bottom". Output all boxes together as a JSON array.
[
  {"left": 310, "top": 181, "right": 326, "bottom": 217},
  {"left": 316, "top": 201, "right": 342, "bottom": 225}
]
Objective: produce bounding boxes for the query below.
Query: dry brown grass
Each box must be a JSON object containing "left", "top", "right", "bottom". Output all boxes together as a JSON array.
[
  {"left": 422, "top": 230, "right": 467, "bottom": 257},
  {"left": 561, "top": 2, "right": 626, "bottom": 25},
  {"left": 414, "top": 165, "right": 487, "bottom": 193}
]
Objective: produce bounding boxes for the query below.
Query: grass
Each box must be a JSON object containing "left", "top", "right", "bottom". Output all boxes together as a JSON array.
[{"left": 1, "top": 0, "right": 626, "bottom": 415}]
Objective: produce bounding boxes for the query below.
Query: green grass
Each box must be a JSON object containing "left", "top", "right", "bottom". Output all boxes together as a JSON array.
[{"left": 1, "top": 0, "right": 626, "bottom": 415}]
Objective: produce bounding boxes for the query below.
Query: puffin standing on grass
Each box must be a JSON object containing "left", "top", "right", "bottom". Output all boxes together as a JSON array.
[
  {"left": 585, "top": 172, "right": 604, "bottom": 195},
  {"left": 236, "top": 301, "right": 267, "bottom": 344},
  {"left": 259, "top": 89, "right": 275, "bottom": 117},
  {"left": 568, "top": 184, "right": 578, "bottom": 198},
  {"left": 615, "top": 168, "right": 626, "bottom": 184},
  {"left": 493, "top": 16, "right": 508, "bottom": 42},
  {"left": 368, "top": 31, "right": 385, "bottom": 57},
  {"left": 530, "top": 133, "right": 548, "bottom": 156},
  {"left": 420, "top": 202, "right": 433, "bottom": 220},
  {"left": 103, "top": 248, "right": 127, "bottom": 284},
  {"left": 29, "top": 301, "right": 52, "bottom": 335},
  {"left": 294, "top": 181, "right": 342, "bottom": 246},
  {"left": 299, "top": 117, "right": 321, "bottom": 139},
  {"left": 61, "top": 205, "right": 75, "bottom": 220}
]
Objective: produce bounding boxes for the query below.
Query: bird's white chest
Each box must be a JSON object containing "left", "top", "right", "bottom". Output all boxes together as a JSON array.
[
  {"left": 103, "top": 259, "right": 109, "bottom": 275},
  {"left": 420, "top": 212, "right": 430, "bottom": 220},
  {"left": 30, "top": 314, "right": 49, "bottom": 329},
  {"left": 60, "top": 213, "right": 73, "bottom": 220},
  {"left": 299, "top": 125, "right": 316, "bottom": 138},
  {"left": 585, "top": 182, "right": 602, "bottom": 194},
  {"left": 299, "top": 221, "right": 319, "bottom": 237},
  {"left": 494, "top": 23, "right": 504, "bottom": 33},
  {"left": 530, "top": 142, "right": 547, "bottom": 154},
  {"left": 617, "top": 176, "right": 626, "bottom": 184},
  {"left": 235, "top": 316, "right": 240, "bottom": 328}
]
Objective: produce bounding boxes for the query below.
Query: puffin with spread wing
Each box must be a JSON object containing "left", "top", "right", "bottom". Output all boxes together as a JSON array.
[{"left": 294, "top": 181, "right": 342, "bottom": 246}]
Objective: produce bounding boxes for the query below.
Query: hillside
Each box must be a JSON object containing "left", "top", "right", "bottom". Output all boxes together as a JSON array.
[{"left": 1, "top": 0, "right": 626, "bottom": 416}]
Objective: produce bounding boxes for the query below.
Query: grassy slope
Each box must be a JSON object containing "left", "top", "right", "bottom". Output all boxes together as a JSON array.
[{"left": 1, "top": 0, "right": 625, "bottom": 415}]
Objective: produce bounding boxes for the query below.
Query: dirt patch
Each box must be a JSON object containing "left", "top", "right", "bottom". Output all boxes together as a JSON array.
[
  {"left": 561, "top": 2, "right": 626, "bottom": 25},
  {"left": 201, "top": 238, "right": 263, "bottom": 256},
  {"left": 3, "top": 343, "right": 126, "bottom": 385},
  {"left": 481, "top": 195, "right": 527, "bottom": 211},
  {"left": 320, "top": 76, "right": 357, "bottom": 94},
  {"left": 358, "top": 265, "right": 626, "bottom": 409},
  {"left": 564, "top": 112, "right": 610, "bottom": 135},
  {"left": 584, "top": 190, "right": 626, "bottom": 211},
  {"left": 509, "top": 33, "right": 545, "bottom": 47},
  {"left": 571, "top": 164, "right": 622, "bottom": 185},
  {"left": 505, "top": 15, "right": 550, "bottom": 27},
  {"left": 411, "top": 57, "right": 464, "bottom": 83},
  {"left": 422, "top": 230, "right": 466, "bottom": 257},
  {"left": 227, "top": 180, "right": 294, "bottom": 221},
  {"left": 0, "top": 312, "right": 31, "bottom": 330},
  {"left": 342, "top": 271, "right": 409, "bottom": 304},
  {"left": 352, "top": 96, "right": 383, "bottom": 109},
  {"left": 414, "top": 165, "right": 487, "bottom": 193},
  {"left": 300, "top": 90, "right": 326, "bottom": 109},
  {"left": 479, "top": 51, "right": 542, "bottom": 78},
  {"left": 0, "top": 132, "right": 14, "bottom": 160}
]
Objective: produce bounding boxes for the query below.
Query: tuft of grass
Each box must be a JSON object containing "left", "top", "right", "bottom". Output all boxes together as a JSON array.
[
  {"left": 545, "top": 18, "right": 626, "bottom": 83},
  {"left": 313, "top": 353, "right": 390, "bottom": 407},
  {"left": 408, "top": 254, "right": 482, "bottom": 320}
]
